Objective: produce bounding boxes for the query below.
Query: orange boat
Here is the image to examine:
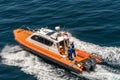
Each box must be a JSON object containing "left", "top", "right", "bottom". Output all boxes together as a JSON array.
[{"left": 13, "top": 26, "right": 102, "bottom": 74}]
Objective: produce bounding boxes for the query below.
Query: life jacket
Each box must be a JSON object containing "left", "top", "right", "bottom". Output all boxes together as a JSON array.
[{"left": 68, "top": 49, "right": 72, "bottom": 54}]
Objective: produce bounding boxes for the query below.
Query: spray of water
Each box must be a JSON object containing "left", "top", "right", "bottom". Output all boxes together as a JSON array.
[{"left": 0, "top": 36, "right": 120, "bottom": 80}]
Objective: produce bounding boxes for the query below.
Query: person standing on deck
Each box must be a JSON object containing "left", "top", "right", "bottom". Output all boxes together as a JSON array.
[
  {"left": 67, "top": 45, "right": 73, "bottom": 60},
  {"left": 70, "top": 41, "right": 76, "bottom": 57}
]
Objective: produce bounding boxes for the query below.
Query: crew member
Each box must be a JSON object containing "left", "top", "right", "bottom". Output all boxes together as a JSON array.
[
  {"left": 70, "top": 41, "right": 76, "bottom": 57},
  {"left": 67, "top": 45, "right": 73, "bottom": 60},
  {"left": 59, "top": 46, "right": 65, "bottom": 55}
]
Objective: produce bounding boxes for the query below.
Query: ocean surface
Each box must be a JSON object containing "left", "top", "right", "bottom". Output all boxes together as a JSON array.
[{"left": 0, "top": 0, "right": 120, "bottom": 80}]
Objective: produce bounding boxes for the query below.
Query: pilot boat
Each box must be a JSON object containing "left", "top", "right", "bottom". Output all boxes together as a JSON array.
[{"left": 13, "top": 26, "right": 102, "bottom": 74}]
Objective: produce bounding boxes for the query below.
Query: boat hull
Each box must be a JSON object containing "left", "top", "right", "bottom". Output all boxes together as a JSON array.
[
  {"left": 13, "top": 28, "right": 102, "bottom": 73},
  {"left": 19, "top": 43, "right": 81, "bottom": 73}
]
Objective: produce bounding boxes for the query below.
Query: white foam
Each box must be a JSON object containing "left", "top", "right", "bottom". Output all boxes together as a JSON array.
[
  {"left": 0, "top": 36, "right": 120, "bottom": 80},
  {"left": 70, "top": 37, "right": 120, "bottom": 66},
  {"left": 81, "top": 65, "right": 120, "bottom": 80},
  {"left": 71, "top": 37, "right": 120, "bottom": 80},
  {"left": 0, "top": 45, "right": 75, "bottom": 80}
]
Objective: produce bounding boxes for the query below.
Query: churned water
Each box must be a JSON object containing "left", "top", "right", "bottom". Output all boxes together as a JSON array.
[{"left": 0, "top": 0, "right": 120, "bottom": 80}]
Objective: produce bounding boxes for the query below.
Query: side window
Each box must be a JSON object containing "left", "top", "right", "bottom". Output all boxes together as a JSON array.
[{"left": 31, "top": 35, "right": 53, "bottom": 46}]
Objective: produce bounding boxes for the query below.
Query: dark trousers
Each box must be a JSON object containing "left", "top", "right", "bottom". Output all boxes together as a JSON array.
[
  {"left": 72, "top": 49, "right": 76, "bottom": 57},
  {"left": 68, "top": 52, "right": 72, "bottom": 59}
]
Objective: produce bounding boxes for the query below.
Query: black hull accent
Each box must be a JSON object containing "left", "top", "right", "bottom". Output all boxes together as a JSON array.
[{"left": 19, "top": 44, "right": 81, "bottom": 74}]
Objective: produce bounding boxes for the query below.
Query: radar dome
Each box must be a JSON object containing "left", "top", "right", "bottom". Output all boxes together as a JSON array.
[{"left": 55, "top": 26, "right": 60, "bottom": 31}]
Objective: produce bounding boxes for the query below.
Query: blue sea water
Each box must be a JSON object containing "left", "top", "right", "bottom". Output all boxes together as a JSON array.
[{"left": 0, "top": 0, "right": 120, "bottom": 80}]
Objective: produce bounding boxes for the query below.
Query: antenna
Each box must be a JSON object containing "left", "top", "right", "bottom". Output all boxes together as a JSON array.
[{"left": 62, "top": 25, "right": 66, "bottom": 31}]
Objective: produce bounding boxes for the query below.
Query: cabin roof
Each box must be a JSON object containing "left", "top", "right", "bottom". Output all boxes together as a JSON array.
[{"left": 31, "top": 28, "right": 66, "bottom": 43}]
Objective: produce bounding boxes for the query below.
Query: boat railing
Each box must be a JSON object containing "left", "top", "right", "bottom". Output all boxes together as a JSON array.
[{"left": 19, "top": 25, "right": 39, "bottom": 32}]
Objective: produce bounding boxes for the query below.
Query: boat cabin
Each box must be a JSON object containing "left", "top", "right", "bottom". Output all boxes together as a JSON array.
[{"left": 26, "top": 26, "right": 70, "bottom": 55}]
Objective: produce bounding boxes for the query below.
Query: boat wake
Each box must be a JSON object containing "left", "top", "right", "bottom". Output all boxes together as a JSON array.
[{"left": 0, "top": 37, "right": 120, "bottom": 80}]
